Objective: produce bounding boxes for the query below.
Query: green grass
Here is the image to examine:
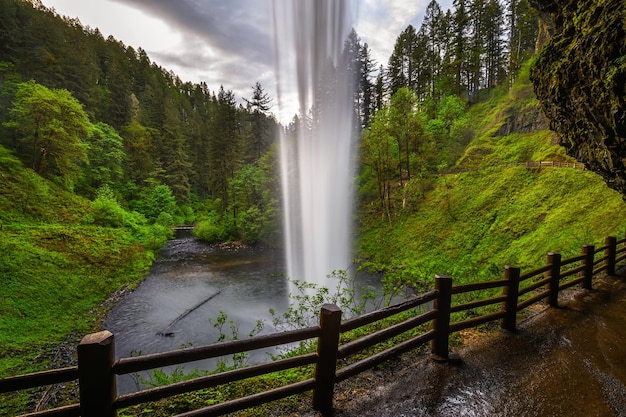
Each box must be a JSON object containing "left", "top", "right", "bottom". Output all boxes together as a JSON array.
[
  {"left": 358, "top": 61, "right": 626, "bottom": 291},
  {"left": 0, "top": 145, "right": 165, "bottom": 415}
]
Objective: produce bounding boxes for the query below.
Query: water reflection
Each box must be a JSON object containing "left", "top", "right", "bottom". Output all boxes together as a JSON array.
[
  {"left": 102, "top": 235, "right": 289, "bottom": 393},
  {"left": 102, "top": 233, "right": 395, "bottom": 393}
]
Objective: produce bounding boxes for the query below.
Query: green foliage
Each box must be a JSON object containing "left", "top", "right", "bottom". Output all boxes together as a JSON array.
[
  {"left": 360, "top": 90, "right": 471, "bottom": 222},
  {"left": 358, "top": 66, "right": 626, "bottom": 291},
  {"left": 4, "top": 80, "right": 91, "bottom": 189},
  {"left": 88, "top": 186, "right": 172, "bottom": 247},
  {"left": 79, "top": 122, "right": 126, "bottom": 198},
  {"left": 90, "top": 185, "right": 131, "bottom": 228},
  {"left": 427, "top": 95, "right": 473, "bottom": 169},
  {"left": 271, "top": 271, "right": 376, "bottom": 332},
  {"left": 209, "top": 311, "right": 265, "bottom": 370},
  {"left": 136, "top": 367, "right": 207, "bottom": 390},
  {"left": 193, "top": 216, "right": 229, "bottom": 244},
  {"left": 120, "top": 120, "right": 157, "bottom": 189},
  {"left": 229, "top": 164, "right": 262, "bottom": 243},
  {"left": 132, "top": 184, "right": 179, "bottom": 224},
  {"left": 0, "top": 143, "right": 166, "bottom": 416}
]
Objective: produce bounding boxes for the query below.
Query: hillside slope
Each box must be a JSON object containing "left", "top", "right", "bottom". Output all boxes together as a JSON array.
[
  {"left": 0, "top": 144, "right": 167, "bottom": 414},
  {"left": 357, "top": 63, "right": 626, "bottom": 290}
]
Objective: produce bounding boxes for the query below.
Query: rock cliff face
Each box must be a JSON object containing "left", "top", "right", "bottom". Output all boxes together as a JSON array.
[
  {"left": 530, "top": 0, "right": 626, "bottom": 196},
  {"left": 494, "top": 104, "right": 549, "bottom": 136}
]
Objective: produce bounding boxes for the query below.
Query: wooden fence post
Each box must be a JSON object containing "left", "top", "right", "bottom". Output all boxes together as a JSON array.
[
  {"left": 431, "top": 275, "right": 453, "bottom": 360},
  {"left": 546, "top": 252, "right": 561, "bottom": 307},
  {"left": 312, "top": 304, "right": 342, "bottom": 416},
  {"left": 78, "top": 330, "right": 117, "bottom": 417},
  {"left": 500, "top": 265, "right": 520, "bottom": 331},
  {"left": 581, "top": 244, "right": 595, "bottom": 290},
  {"left": 605, "top": 236, "right": 617, "bottom": 276}
]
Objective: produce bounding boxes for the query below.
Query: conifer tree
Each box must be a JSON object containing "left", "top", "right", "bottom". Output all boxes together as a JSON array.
[
  {"left": 359, "top": 42, "right": 376, "bottom": 128},
  {"left": 387, "top": 25, "right": 418, "bottom": 96},
  {"left": 209, "top": 86, "right": 240, "bottom": 207},
  {"left": 484, "top": 0, "right": 507, "bottom": 88},
  {"left": 452, "top": 0, "right": 471, "bottom": 95},
  {"left": 244, "top": 82, "right": 273, "bottom": 163},
  {"left": 421, "top": 0, "right": 445, "bottom": 98},
  {"left": 507, "top": 0, "right": 539, "bottom": 84}
]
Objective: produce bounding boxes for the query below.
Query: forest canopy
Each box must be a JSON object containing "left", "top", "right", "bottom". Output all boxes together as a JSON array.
[{"left": 0, "top": 0, "right": 539, "bottom": 244}]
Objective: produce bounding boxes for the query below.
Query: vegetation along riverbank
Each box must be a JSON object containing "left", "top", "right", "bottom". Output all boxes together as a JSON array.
[{"left": 2, "top": 0, "right": 626, "bottom": 415}]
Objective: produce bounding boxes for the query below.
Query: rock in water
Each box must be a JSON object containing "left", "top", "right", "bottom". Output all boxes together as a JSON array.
[{"left": 530, "top": 0, "right": 626, "bottom": 196}]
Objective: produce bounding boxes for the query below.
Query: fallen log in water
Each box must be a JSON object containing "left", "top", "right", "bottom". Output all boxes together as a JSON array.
[{"left": 157, "top": 290, "right": 222, "bottom": 336}]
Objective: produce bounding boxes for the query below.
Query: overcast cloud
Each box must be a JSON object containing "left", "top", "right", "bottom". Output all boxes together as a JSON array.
[{"left": 42, "top": 0, "right": 452, "bottom": 121}]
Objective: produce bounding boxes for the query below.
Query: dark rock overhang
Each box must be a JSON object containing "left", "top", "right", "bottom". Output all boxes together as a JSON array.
[{"left": 529, "top": 0, "right": 626, "bottom": 196}]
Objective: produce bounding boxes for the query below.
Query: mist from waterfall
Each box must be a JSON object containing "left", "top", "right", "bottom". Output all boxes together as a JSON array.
[{"left": 272, "top": 1, "right": 358, "bottom": 288}]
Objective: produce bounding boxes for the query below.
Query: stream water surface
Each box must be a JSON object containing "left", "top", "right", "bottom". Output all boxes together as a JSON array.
[{"left": 102, "top": 232, "right": 387, "bottom": 393}]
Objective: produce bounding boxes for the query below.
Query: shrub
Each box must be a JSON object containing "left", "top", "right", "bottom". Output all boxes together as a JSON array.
[
  {"left": 90, "top": 186, "right": 126, "bottom": 227},
  {"left": 194, "top": 218, "right": 228, "bottom": 243}
]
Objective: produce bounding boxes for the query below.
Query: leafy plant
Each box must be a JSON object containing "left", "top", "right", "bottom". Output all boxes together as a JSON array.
[{"left": 209, "top": 311, "right": 265, "bottom": 370}]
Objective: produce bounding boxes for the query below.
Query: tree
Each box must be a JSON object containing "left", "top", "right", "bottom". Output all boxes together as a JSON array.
[
  {"left": 243, "top": 82, "right": 274, "bottom": 163},
  {"left": 80, "top": 121, "right": 125, "bottom": 198},
  {"left": 228, "top": 164, "right": 261, "bottom": 242},
  {"left": 507, "top": 0, "right": 538, "bottom": 84},
  {"left": 387, "top": 87, "right": 426, "bottom": 185},
  {"left": 120, "top": 120, "right": 157, "bottom": 191},
  {"left": 244, "top": 82, "right": 272, "bottom": 113},
  {"left": 484, "top": 0, "right": 507, "bottom": 88},
  {"left": 138, "top": 183, "right": 178, "bottom": 223},
  {"left": 361, "top": 109, "right": 399, "bottom": 225},
  {"left": 358, "top": 42, "right": 376, "bottom": 128},
  {"left": 156, "top": 98, "right": 192, "bottom": 203},
  {"left": 452, "top": 0, "right": 471, "bottom": 95},
  {"left": 209, "top": 86, "right": 240, "bottom": 207},
  {"left": 426, "top": 95, "right": 469, "bottom": 168},
  {"left": 373, "top": 65, "right": 386, "bottom": 114},
  {"left": 468, "top": 0, "right": 487, "bottom": 95},
  {"left": 387, "top": 25, "right": 419, "bottom": 96},
  {"left": 421, "top": 0, "right": 445, "bottom": 98},
  {"left": 4, "top": 80, "right": 90, "bottom": 188}
]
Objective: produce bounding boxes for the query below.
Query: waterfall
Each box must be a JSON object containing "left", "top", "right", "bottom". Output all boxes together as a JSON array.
[{"left": 272, "top": 1, "right": 358, "bottom": 288}]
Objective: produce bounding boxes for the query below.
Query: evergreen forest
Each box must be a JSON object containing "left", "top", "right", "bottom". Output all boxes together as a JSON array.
[
  {"left": 1, "top": 0, "right": 625, "bottom": 415},
  {"left": 1, "top": 0, "right": 540, "bottom": 244}
]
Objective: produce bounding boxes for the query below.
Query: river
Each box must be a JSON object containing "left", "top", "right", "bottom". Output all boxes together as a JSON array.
[{"left": 102, "top": 231, "right": 389, "bottom": 393}]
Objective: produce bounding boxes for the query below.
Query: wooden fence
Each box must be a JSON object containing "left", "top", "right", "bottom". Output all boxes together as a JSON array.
[
  {"left": 513, "top": 161, "right": 586, "bottom": 170},
  {"left": 2, "top": 234, "right": 625, "bottom": 417}
]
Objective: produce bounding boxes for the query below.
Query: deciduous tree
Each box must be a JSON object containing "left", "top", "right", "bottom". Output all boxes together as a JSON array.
[
  {"left": 5, "top": 80, "right": 90, "bottom": 188},
  {"left": 80, "top": 121, "right": 125, "bottom": 198}
]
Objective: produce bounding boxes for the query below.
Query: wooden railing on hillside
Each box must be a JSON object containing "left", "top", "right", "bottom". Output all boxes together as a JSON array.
[
  {"left": 2, "top": 234, "right": 625, "bottom": 417},
  {"left": 436, "top": 160, "right": 586, "bottom": 176},
  {"left": 513, "top": 161, "right": 586, "bottom": 170}
]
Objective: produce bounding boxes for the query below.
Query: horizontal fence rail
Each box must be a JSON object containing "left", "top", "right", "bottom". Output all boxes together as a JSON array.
[{"left": 2, "top": 234, "right": 625, "bottom": 417}]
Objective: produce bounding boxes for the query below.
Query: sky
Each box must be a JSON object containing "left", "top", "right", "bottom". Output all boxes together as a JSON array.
[{"left": 39, "top": 0, "right": 452, "bottom": 122}]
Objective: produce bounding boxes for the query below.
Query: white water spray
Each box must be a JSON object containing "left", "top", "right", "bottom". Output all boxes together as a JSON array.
[{"left": 272, "top": 1, "right": 358, "bottom": 288}]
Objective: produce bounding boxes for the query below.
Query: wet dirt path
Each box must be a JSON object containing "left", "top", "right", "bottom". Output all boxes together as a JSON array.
[{"left": 329, "top": 274, "right": 626, "bottom": 417}]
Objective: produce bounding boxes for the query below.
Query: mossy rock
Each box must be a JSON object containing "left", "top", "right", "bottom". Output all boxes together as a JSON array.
[{"left": 530, "top": 0, "right": 626, "bottom": 197}]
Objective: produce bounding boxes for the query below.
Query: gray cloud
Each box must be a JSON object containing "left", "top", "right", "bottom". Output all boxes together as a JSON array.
[
  {"left": 110, "top": 0, "right": 276, "bottom": 111},
  {"left": 106, "top": 0, "right": 454, "bottom": 120},
  {"left": 113, "top": 0, "right": 273, "bottom": 66}
]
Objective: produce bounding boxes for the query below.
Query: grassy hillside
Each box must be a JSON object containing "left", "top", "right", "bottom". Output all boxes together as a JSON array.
[
  {"left": 357, "top": 63, "right": 626, "bottom": 290},
  {"left": 0, "top": 144, "right": 171, "bottom": 414}
]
